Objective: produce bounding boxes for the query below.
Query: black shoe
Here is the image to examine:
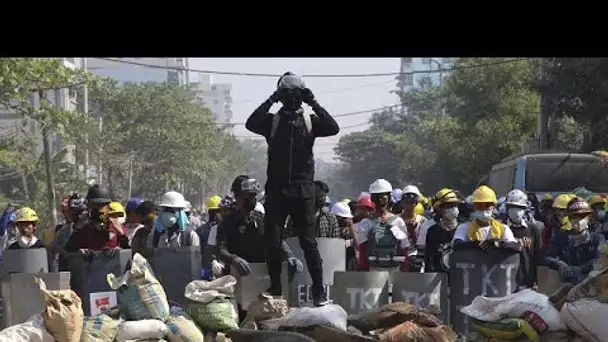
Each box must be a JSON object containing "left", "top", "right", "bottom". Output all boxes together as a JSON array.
[
  {"left": 262, "top": 286, "right": 283, "bottom": 298},
  {"left": 313, "top": 292, "right": 332, "bottom": 307}
]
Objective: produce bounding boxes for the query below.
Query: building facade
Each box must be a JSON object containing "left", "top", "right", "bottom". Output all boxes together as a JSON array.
[
  {"left": 397, "top": 57, "right": 454, "bottom": 92},
  {"left": 87, "top": 58, "right": 190, "bottom": 85},
  {"left": 190, "top": 74, "right": 234, "bottom": 125}
]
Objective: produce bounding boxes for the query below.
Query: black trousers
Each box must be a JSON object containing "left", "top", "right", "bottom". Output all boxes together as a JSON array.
[{"left": 264, "top": 193, "right": 324, "bottom": 299}]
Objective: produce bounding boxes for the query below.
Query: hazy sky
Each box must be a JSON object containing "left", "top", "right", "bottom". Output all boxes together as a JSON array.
[{"left": 189, "top": 58, "right": 400, "bottom": 160}]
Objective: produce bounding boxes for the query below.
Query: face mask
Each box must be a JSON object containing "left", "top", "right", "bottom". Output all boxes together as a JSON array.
[
  {"left": 571, "top": 217, "right": 590, "bottom": 232},
  {"left": 508, "top": 208, "right": 525, "bottom": 223},
  {"left": 595, "top": 209, "right": 606, "bottom": 221},
  {"left": 243, "top": 196, "right": 257, "bottom": 213},
  {"left": 474, "top": 210, "right": 493, "bottom": 223},
  {"left": 442, "top": 207, "right": 459, "bottom": 221},
  {"left": 117, "top": 217, "right": 126, "bottom": 225},
  {"left": 90, "top": 208, "right": 101, "bottom": 221},
  {"left": 160, "top": 211, "right": 178, "bottom": 229},
  {"left": 17, "top": 235, "right": 37, "bottom": 249}
]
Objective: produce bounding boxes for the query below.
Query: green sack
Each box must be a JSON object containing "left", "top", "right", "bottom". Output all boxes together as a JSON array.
[{"left": 185, "top": 298, "right": 238, "bottom": 331}]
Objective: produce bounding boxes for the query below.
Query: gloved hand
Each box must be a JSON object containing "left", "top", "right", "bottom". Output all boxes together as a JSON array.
[
  {"left": 211, "top": 259, "right": 225, "bottom": 276},
  {"left": 103, "top": 248, "right": 119, "bottom": 258},
  {"left": 300, "top": 88, "right": 315, "bottom": 105},
  {"left": 287, "top": 257, "right": 304, "bottom": 273},
  {"left": 478, "top": 240, "right": 492, "bottom": 253},
  {"left": 231, "top": 257, "right": 252, "bottom": 276},
  {"left": 269, "top": 89, "right": 283, "bottom": 103},
  {"left": 558, "top": 262, "right": 574, "bottom": 281},
  {"left": 79, "top": 248, "right": 96, "bottom": 261}
]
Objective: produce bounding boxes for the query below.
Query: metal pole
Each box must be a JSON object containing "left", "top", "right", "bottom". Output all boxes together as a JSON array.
[
  {"left": 81, "top": 57, "right": 90, "bottom": 183},
  {"left": 538, "top": 58, "right": 549, "bottom": 150},
  {"left": 127, "top": 160, "right": 133, "bottom": 199},
  {"left": 98, "top": 116, "right": 103, "bottom": 185}
]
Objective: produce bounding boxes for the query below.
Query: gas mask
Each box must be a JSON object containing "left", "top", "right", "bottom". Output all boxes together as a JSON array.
[
  {"left": 371, "top": 194, "right": 389, "bottom": 210},
  {"left": 243, "top": 195, "right": 257, "bottom": 213},
  {"left": 277, "top": 73, "right": 305, "bottom": 110},
  {"left": 239, "top": 178, "right": 261, "bottom": 213}
]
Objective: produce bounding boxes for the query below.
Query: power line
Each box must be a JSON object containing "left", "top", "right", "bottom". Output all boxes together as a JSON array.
[{"left": 95, "top": 58, "right": 529, "bottom": 78}]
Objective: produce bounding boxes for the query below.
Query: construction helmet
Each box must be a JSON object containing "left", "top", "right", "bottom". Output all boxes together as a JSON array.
[
  {"left": 330, "top": 202, "right": 353, "bottom": 218},
  {"left": 542, "top": 193, "right": 553, "bottom": 201},
  {"left": 356, "top": 196, "right": 375, "bottom": 210},
  {"left": 414, "top": 203, "right": 425, "bottom": 216},
  {"left": 206, "top": 195, "right": 222, "bottom": 210},
  {"left": 433, "top": 188, "right": 460, "bottom": 207},
  {"left": 589, "top": 195, "right": 606, "bottom": 207},
  {"left": 108, "top": 202, "right": 126, "bottom": 217},
  {"left": 126, "top": 197, "right": 143, "bottom": 212},
  {"left": 505, "top": 189, "right": 528, "bottom": 208},
  {"left": 158, "top": 191, "right": 188, "bottom": 208},
  {"left": 86, "top": 185, "right": 112, "bottom": 204},
  {"left": 15, "top": 207, "right": 39, "bottom": 223},
  {"left": 471, "top": 185, "right": 498, "bottom": 204},
  {"left": 402, "top": 185, "right": 422, "bottom": 198},
  {"left": 341, "top": 198, "right": 352, "bottom": 204},
  {"left": 553, "top": 194, "right": 575, "bottom": 210},
  {"left": 369, "top": 179, "right": 393, "bottom": 194},
  {"left": 391, "top": 189, "right": 403, "bottom": 203},
  {"left": 567, "top": 197, "right": 592, "bottom": 216}
]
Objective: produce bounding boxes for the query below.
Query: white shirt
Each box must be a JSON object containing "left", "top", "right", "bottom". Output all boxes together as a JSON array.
[
  {"left": 355, "top": 215, "right": 411, "bottom": 249},
  {"left": 452, "top": 221, "right": 517, "bottom": 243},
  {"left": 416, "top": 219, "right": 437, "bottom": 248}
]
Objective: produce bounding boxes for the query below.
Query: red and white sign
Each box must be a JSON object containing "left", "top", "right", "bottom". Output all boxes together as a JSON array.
[{"left": 89, "top": 291, "right": 117, "bottom": 316}]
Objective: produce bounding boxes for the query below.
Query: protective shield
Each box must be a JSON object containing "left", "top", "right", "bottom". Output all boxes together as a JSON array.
[
  {"left": 285, "top": 238, "right": 346, "bottom": 307},
  {"left": 143, "top": 247, "right": 202, "bottom": 306},
  {"left": 68, "top": 249, "right": 132, "bottom": 316},
  {"left": 331, "top": 271, "right": 390, "bottom": 315},
  {"left": 449, "top": 248, "right": 519, "bottom": 334},
  {"left": 537, "top": 266, "right": 562, "bottom": 295},
  {"left": 231, "top": 263, "right": 289, "bottom": 309},
  {"left": 1, "top": 249, "right": 48, "bottom": 275},
  {"left": 0, "top": 272, "right": 70, "bottom": 328},
  {"left": 391, "top": 272, "right": 449, "bottom": 323}
]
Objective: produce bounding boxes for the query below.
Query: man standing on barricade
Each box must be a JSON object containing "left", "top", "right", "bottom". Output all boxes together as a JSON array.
[
  {"left": 64, "top": 185, "right": 130, "bottom": 256},
  {"left": 545, "top": 197, "right": 605, "bottom": 285},
  {"left": 504, "top": 189, "right": 543, "bottom": 291},
  {"left": 245, "top": 72, "right": 339, "bottom": 306},
  {"left": 452, "top": 185, "right": 520, "bottom": 253}
]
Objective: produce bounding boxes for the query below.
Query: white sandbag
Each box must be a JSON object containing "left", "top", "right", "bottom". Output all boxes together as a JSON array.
[
  {"left": 460, "top": 289, "right": 565, "bottom": 332},
  {"left": 260, "top": 304, "right": 348, "bottom": 331},
  {"left": 0, "top": 314, "right": 54, "bottom": 342},
  {"left": 561, "top": 298, "right": 608, "bottom": 341},
  {"left": 116, "top": 319, "right": 169, "bottom": 341}
]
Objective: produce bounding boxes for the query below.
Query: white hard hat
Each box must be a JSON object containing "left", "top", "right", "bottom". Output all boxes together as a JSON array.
[
  {"left": 402, "top": 185, "right": 422, "bottom": 197},
  {"left": 158, "top": 191, "right": 188, "bottom": 208},
  {"left": 369, "top": 179, "right": 393, "bottom": 194},
  {"left": 330, "top": 202, "right": 353, "bottom": 218},
  {"left": 505, "top": 189, "right": 528, "bottom": 207},
  {"left": 184, "top": 201, "right": 192, "bottom": 212}
]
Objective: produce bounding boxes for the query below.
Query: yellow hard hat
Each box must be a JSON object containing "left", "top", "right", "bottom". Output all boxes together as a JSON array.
[
  {"left": 341, "top": 198, "right": 351, "bottom": 204},
  {"left": 589, "top": 195, "right": 606, "bottom": 207},
  {"left": 471, "top": 185, "right": 497, "bottom": 204},
  {"left": 542, "top": 193, "right": 553, "bottom": 201},
  {"left": 206, "top": 195, "right": 222, "bottom": 210},
  {"left": 433, "top": 188, "right": 460, "bottom": 207},
  {"left": 420, "top": 196, "right": 429, "bottom": 206},
  {"left": 108, "top": 202, "right": 126, "bottom": 217},
  {"left": 553, "top": 194, "right": 575, "bottom": 210},
  {"left": 414, "top": 203, "right": 425, "bottom": 216},
  {"left": 15, "top": 207, "right": 39, "bottom": 223}
]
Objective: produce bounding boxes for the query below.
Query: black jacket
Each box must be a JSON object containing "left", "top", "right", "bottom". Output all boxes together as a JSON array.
[{"left": 245, "top": 99, "right": 339, "bottom": 197}]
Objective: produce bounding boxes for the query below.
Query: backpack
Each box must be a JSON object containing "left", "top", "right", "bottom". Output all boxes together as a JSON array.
[
  {"left": 270, "top": 108, "right": 313, "bottom": 140},
  {"left": 367, "top": 217, "right": 403, "bottom": 268}
]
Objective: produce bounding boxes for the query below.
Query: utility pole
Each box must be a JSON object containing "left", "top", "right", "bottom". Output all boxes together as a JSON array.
[
  {"left": 127, "top": 160, "right": 133, "bottom": 199},
  {"left": 80, "top": 57, "right": 90, "bottom": 184},
  {"left": 41, "top": 90, "right": 58, "bottom": 226},
  {"left": 98, "top": 116, "right": 103, "bottom": 185},
  {"left": 538, "top": 58, "right": 549, "bottom": 150}
]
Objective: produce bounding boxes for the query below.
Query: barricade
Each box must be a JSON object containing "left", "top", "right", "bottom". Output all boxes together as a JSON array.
[
  {"left": 1, "top": 272, "right": 70, "bottom": 328},
  {"left": 231, "top": 263, "right": 289, "bottom": 309},
  {"left": 448, "top": 248, "right": 519, "bottom": 335},
  {"left": 332, "top": 271, "right": 390, "bottom": 314},
  {"left": 142, "top": 247, "right": 202, "bottom": 306},
  {"left": 1, "top": 248, "right": 48, "bottom": 275},
  {"left": 537, "top": 265, "right": 562, "bottom": 295},
  {"left": 391, "top": 272, "right": 449, "bottom": 323},
  {"left": 68, "top": 249, "right": 132, "bottom": 316},
  {"left": 285, "top": 238, "right": 346, "bottom": 307}
]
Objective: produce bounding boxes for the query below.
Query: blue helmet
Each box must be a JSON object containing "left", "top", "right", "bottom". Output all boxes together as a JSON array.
[
  {"left": 391, "top": 189, "right": 403, "bottom": 203},
  {"left": 126, "top": 197, "right": 143, "bottom": 212}
]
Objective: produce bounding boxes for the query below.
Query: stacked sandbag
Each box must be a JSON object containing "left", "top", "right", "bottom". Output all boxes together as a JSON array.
[
  {"left": 36, "top": 277, "right": 84, "bottom": 342},
  {"left": 0, "top": 314, "right": 54, "bottom": 342},
  {"left": 81, "top": 315, "right": 120, "bottom": 342},
  {"left": 240, "top": 293, "right": 289, "bottom": 330},
  {"left": 460, "top": 289, "right": 567, "bottom": 342},
  {"left": 184, "top": 275, "right": 239, "bottom": 332}
]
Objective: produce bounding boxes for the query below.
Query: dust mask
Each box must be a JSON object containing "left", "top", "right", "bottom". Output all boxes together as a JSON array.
[{"left": 508, "top": 208, "right": 525, "bottom": 223}]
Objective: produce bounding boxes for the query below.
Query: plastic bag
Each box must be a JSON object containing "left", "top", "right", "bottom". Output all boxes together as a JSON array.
[
  {"left": 260, "top": 304, "right": 348, "bottom": 331},
  {"left": 561, "top": 298, "right": 608, "bottom": 341},
  {"left": 184, "top": 276, "right": 238, "bottom": 331},
  {"left": 165, "top": 312, "right": 205, "bottom": 342},
  {"left": 460, "top": 289, "right": 565, "bottom": 332},
  {"left": 81, "top": 315, "right": 120, "bottom": 342},
  {"left": 116, "top": 319, "right": 168, "bottom": 341},
  {"left": 471, "top": 318, "right": 540, "bottom": 342},
  {"left": 107, "top": 253, "right": 170, "bottom": 321},
  {"left": 0, "top": 314, "right": 54, "bottom": 342},
  {"left": 36, "top": 277, "right": 83, "bottom": 342}
]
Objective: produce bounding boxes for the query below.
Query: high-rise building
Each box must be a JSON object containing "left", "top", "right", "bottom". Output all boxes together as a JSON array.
[
  {"left": 190, "top": 74, "right": 233, "bottom": 125},
  {"left": 87, "top": 58, "right": 190, "bottom": 85},
  {"left": 397, "top": 57, "right": 454, "bottom": 92}
]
